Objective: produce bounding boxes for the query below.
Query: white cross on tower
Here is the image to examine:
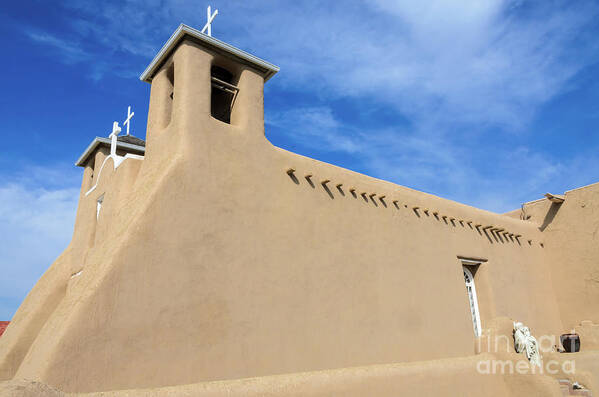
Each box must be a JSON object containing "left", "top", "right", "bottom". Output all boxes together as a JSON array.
[
  {"left": 109, "top": 121, "right": 122, "bottom": 157},
  {"left": 123, "top": 106, "right": 134, "bottom": 136},
  {"left": 201, "top": 5, "right": 218, "bottom": 37}
]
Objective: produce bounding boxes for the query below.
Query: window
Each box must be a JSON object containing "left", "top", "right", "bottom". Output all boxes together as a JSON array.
[
  {"left": 167, "top": 64, "right": 174, "bottom": 101},
  {"left": 463, "top": 266, "right": 482, "bottom": 337},
  {"left": 96, "top": 194, "right": 104, "bottom": 220},
  {"left": 210, "top": 66, "right": 239, "bottom": 124},
  {"left": 86, "top": 158, "right": 95, "bottom": 191},
  {"left": 161, "top": 64, "right": 175, "bottom": 128}
]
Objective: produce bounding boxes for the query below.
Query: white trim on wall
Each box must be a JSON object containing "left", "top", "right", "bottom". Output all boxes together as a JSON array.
[
  {"left": 85, "top": 153, "right": 144, "bottom": 197},
  {"left": 96, "top": 194, "right": 104, "bottom": 220}
]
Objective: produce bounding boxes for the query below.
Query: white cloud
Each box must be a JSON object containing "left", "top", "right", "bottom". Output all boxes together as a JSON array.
[
  {"left": 0, "top": 165, "right": 79, "bottom": 319},
  {"left": 250, "top": 0, "right": 599, "bottom": 211},
  {"left": 243, "top": 0, "right": 598, "bottom": 130}
]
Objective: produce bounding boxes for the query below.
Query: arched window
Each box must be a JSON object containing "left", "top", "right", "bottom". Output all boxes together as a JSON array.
[{"left": 463, "top": 266, "right": 482, "bottom": 337}]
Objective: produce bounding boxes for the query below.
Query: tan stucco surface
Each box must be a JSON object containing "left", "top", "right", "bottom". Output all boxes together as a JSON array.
[
  {"left": 0, "top": 354, "right": 570, "bottom": 396},
  {"left": 1, "top": 32, "right": 598, "bottom": 396},
  {"left": 518, "top": 184, "right": 599, "bottom": 330}
]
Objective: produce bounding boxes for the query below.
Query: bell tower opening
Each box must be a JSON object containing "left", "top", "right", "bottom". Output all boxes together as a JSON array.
[
  {"left": 139, "top": 24, "right": 279, "bottom": 137},
  {"left": 210, "top": 65, "right": 238, "bottom": 124}
]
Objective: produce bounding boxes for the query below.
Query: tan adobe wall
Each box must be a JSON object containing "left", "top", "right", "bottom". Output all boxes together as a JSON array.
[
  {"left": 520, "top": 183, "right": 599, "bottom": 331},
  {"left": 1, "top": 354, "right": 569, "bottom": 397},
  {"left": 1, "top": 353, "right": 575, "bottom": 397},
  {"left": 0, "top": 39, "right": 572, "bottom": 393}
]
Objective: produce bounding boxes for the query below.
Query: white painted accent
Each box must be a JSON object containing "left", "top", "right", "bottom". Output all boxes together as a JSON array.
[
  {"left": 83, "top": 120, "right": 145, "bottom": 197},
  {"left": 96, "top": 194, "right": 104, "bottom": 220},
  {"left": 463, "top": 266, "right": 482, "bottom": 337},
  {"left": 139, "top": 24, "right": 279, "bottom": 83},
  {"left": 123, "top": 106, "right": 134, "bottom": 136},
  {"left": 84, "top": 153, "right": 144, "bottom": 197},
  {"left": 201, "top": 5, "right": 218, "bottom": 37},
  {"left": 114, "top": 153, "right": 144, "bottom": 168},
  {"left": 460, "top": 258, "right": 484, "bottom": 266},
  {"left": 75, "top": 137, "right": 145, "bottom": 167},
  {"left": 109, "top": 121, "right": 122, "bottom": 158}
]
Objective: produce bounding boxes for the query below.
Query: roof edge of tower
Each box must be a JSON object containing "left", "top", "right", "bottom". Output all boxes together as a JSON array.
[
  {"left": 139, "top": 24, "right": 280, "bottom": 83},
  {"left": 75, "top": 137, "right": 146, "bottom": 167}
]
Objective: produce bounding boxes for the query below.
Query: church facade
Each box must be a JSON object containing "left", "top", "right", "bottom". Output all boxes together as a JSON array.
[{"left": 1, "top": 23, "right": 599, "bottom": 396}]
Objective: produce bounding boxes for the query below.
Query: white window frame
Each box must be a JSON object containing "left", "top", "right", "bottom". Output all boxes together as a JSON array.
[{"left": 462, "top": 264, "right": 482, "bottom": 337}]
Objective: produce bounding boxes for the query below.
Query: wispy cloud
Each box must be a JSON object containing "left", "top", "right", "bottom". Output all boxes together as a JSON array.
[
  {"left": 23, "top": 22, "right": 143, "bottom": 81},
  {"left": 0, "top": 164, "right": 79, "bottom": 319},
  {"left": 50, "top": 1, "right": 599, "bottom": 125},
  {"left": 251, "top": 0, "right": 599, "bottom": 211},
  {"left": 239, "top": 0, "right": 599, "bottom": 130},
  {"left": 27, "top": 31, "right": 89, "bottom": 64},
  {"left": 267, "top": 107, "right": 363, "bottom": 154}
]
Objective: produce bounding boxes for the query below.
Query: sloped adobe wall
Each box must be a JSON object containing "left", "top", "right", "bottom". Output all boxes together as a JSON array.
[
  {"left": 0, "top": 41, "right": 565, "bottom": 393},
  {"left": 1, "top": 354, "right": 569, "bottom": 397}
]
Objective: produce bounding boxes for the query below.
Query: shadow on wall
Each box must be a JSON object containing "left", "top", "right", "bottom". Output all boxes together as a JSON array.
[
  {"left": 285, "top": 167, "right": 536, "bottom": 248},
  {"left": 539, "top": 203, "right": 561, "bottom": 232}
]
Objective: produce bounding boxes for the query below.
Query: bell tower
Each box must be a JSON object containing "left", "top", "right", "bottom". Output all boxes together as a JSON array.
[{"left": 139, "top": 23, "right": 279, "bottom": 149}]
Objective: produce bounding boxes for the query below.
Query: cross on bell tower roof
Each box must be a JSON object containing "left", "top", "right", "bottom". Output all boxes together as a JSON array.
[{"left": 201, "top": 5, "right": 218, "bottom": 37}]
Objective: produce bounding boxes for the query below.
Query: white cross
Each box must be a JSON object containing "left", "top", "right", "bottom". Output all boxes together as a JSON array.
[
  {"left": 201, "top": 5, "right": 218, "bottom": 37},
  {"left": 123, "top": 106, "right": 134, "bottom": 136},
  {"left": 109, "top": 121, "right": 122, "bottom": 157}
]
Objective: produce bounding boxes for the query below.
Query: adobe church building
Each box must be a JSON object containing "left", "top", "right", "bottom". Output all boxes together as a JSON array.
[{"left": 1, "top": 22, "right": 599, "bottom": 396}]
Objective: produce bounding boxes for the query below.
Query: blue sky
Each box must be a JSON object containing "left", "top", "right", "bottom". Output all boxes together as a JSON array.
[{"left": 1, "top": 0, "right": 599, "bottom": 319}]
